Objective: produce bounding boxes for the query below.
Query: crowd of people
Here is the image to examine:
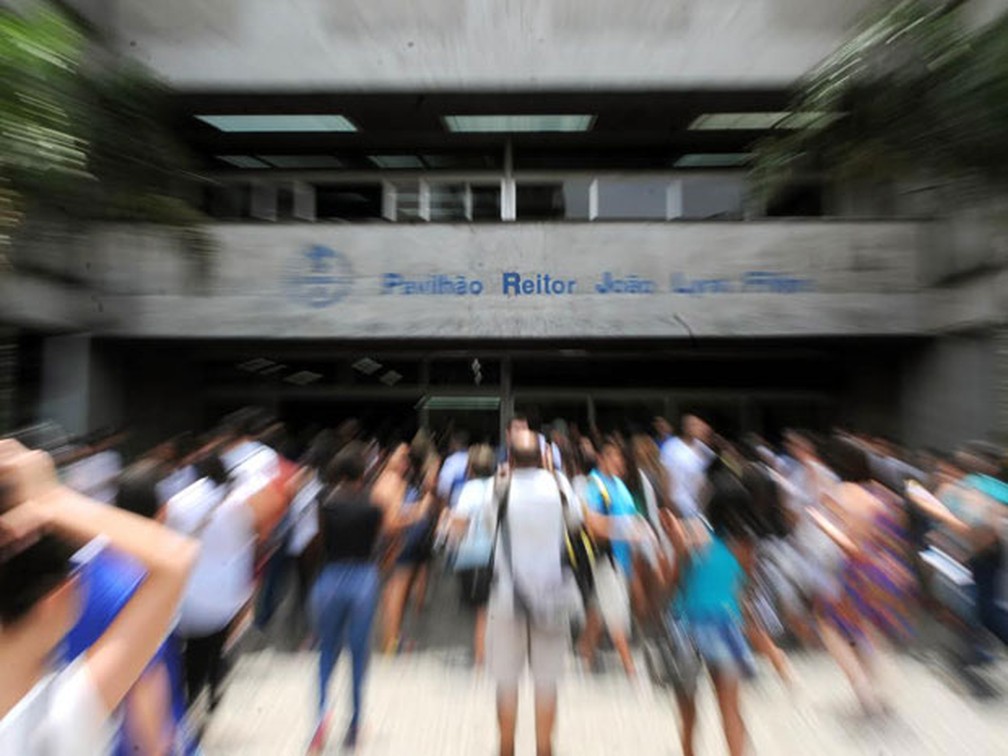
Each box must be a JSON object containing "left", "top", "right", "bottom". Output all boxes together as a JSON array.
[{"left": 1, "top": 408, "right": 1007, "bottom": 755}]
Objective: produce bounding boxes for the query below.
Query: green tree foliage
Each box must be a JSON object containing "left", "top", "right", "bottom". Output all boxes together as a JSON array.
[
  {"left": 753, "top": 1, "right": 1008, "bottom": 197},
  {"left": 0, "top": 4, "right": 209, "bottom": 265}
]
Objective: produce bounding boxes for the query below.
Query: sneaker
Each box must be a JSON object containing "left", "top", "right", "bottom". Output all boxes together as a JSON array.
[{"left": 307, "top": 712, "right": 331, "bottom": 755}]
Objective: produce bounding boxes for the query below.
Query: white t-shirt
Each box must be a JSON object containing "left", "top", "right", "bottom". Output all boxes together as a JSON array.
[
  {"left": 62, "top": 450, "right": 122, "bottom": 505},
  {"left": 454, "top": 477, "right": 493, "bottom": 519},
  {"left": 221, "top": 441, "right": 280, "bottom": 488},
  {"left": 166, "top": 476, "right": 261, "bottom": 636},
  {"left": 483, "top": 468, "right": 580, "bottom": 617},
  {"left": 0, "top": 658, "right": 114, "bottom": 756},
  {"left": 662, "top": 438, "right": 714, "bottom": 517}
]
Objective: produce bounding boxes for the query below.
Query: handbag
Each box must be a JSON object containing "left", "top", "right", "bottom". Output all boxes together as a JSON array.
[
  {"left": 643, "top": 612, "right": 702, "bottom": 694},
  {"left": 453, "top": 480, "right": 496, "bottom": 571}
]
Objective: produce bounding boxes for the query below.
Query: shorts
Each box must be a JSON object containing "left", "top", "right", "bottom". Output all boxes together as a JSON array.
[
  {"left": 592, "top": 559, "right": 631, "bottom": 636},
  {"left": 688, "top": 615, "right": 755, "bottom": 680},
  {"left": 487, "top": 611, "right": 568, "bottom": 689}
]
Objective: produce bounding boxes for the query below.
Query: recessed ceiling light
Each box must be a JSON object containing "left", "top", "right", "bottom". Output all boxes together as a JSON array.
[
  {"left": 196, "top": 114, "right": 357, "bottom": 132},
  {"left": 689, "top": 111, "right": 839, "bottom": 130},
  {"left": 775, "top": 111, "right": 841, "bottom": 129},
  {"left": 416, "top": 395, "right": 501, "bottom": 410},
  {"left": 368, "top": 155, "right": 426, "bottom": 169},
  {"left": 236, "top": 358, "right": 275, "bottom": 371},
  {"left": 351, "top": 357, "right": 383, "bottom": 375},
  {"left": 443, "top": 115, "right": 596, "bottom": 133},
  {"left": 258, "top": 363, "right": 287, "bottom": 376},
  {"left": 217, "top": 155, "right": 270, "bottom": 169},
  {"left": 674, "top": 153, "right": 752, "bottom": 167},
  {"left": 379, "top": 370, "right": 403, "bottom": 386},
  {"left": 284, "top": 370, "right": 323, "bottom": 386},
  {"left": 258, "top": 155, "right": 343, "bottom": 168}
]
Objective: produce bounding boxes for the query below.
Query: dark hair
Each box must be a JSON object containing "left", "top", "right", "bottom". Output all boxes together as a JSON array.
[
  {"left": 116, "top": 462, "right": 161, "bottom": 520},
  {"left": 219, "top": 407, "right": 271, "bottom": 441},
  {"left": 826, "top": 437, "right": 871, "bottom": 483},
  {"left": 327, "top": 442, "right": 367, "bottom": 484},
  {"left": 740, "top": 463, "right": 790, "bottom": 539},
  {"left": 0, "top": 535, "right": 77, "bottom": 626},
  {"left": 705, "top": 470, "right": 754, "bottom": 542},
  {"left": 195, "top": 452, "right": 230, "bottom": 486}
]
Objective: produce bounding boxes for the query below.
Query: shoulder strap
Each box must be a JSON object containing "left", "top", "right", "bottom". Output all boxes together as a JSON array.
[{"left": 590, "top": 472, "right": 612, "bottom": 514}]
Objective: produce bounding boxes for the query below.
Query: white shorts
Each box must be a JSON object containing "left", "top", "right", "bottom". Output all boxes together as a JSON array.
[{"left": 487, "top": 611, "right": 568, "bottom": 689}]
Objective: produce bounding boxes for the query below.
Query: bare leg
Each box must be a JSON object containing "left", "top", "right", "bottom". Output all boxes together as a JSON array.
[
  {"left": 676, "top": 693, "right": 697, "bottom": 756},
  {"left": 610, "top": 630, "right": 637, "bottom": 677},
  {"left": 496, "top": 686, "right": 519, "bottom": 756},
  {"left": 533, "top": 683, "right": 558, "bottom": 756},
  {"left": 410, "top": 563, "right": 430, "bottom": 620},
  {"left": 578, "top": 608, "right": 602, "bottom": 665},
  {"left": 817, "top": 616, "right": 876, "bottom": 711},
  {"left": 381, "top": 568, "right": 411, "bottom": 653},
  {"left": 747, "top": 622, "right": 792, "bottom": 685},
  {"left": 712, "top": 671, "right": 747, "bottom": 756},
  {"left": 474, "top": 607, "right": 488, "bottom": 667}
]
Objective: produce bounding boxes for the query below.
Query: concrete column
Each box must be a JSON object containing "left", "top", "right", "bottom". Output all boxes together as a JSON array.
[
  {"left": 0, "top": 329, "right": 17, "bottom": 434},
  {"left": 39, "top": 334, "right": 91, "bottom": 438},
  {"left": 291, "top": 181, "right": 316, "bottom": 221},
  {"left": 996, "top": 328, "right": 1008, "bottom": 443}
]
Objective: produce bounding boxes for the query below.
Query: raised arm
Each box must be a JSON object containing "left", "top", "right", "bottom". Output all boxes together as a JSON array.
[{"left": 0, "top": 441, "right": 198, "bottom": 715}]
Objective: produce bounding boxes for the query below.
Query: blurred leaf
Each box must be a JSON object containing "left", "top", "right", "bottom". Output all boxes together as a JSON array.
[{"left": 753, "top": 1, "right": 1008, "bottom": 199}]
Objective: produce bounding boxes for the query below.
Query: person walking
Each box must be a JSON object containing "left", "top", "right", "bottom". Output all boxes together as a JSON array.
[
  {"left": 308, "top": 442, "right": 383, "bottom": 753},
  {"left": 485, "top": 429, "right": 581, "bottom": 756}
]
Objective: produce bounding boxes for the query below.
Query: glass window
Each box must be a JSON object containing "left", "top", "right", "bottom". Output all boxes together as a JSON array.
[
  {"left": 314, "top": 183, "right": 383, "bottom": 221},
  {"left": 596, "top": 178, "right": 668, "bottom": 220},
  {"left": 471, "top": 184, "right": 501, "bottom": 221},
  {"left": 428, "top": 183, "right": 468, "bottom": 221},
  {"left": 516, "top": 183, "right": 566, "bottom": 220},
  {"left": 680, "top": 176, "right": 745, "bottom": 220}
]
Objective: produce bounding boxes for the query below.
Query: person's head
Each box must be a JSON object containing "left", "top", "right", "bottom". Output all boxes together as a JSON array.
[
  {"left": 653, "top": 416, "right": 673, "bottom": 440},
  {"left": 681, "top": 414, "right": 710, "bottom": 444},
  {"left": 468, "top": 444, "right": 496, "bottom": 479},
  {"left": 0, "top": 536, "right": 80, "bottom": 654},
  {"left": 194, "top": 451, "right": 230, "bottom": 487},
  {"left": 506, "top": 414, "right": 529, "bottom": 442},
  {"left": 509, "top": 429, "right": 541, "bottom": 469},
  {"left": 218, "top": 407, "right": 269, "bottom": 447},
  {"left": 959, "top": 441, "right": 1003, "bottom": 478},
  {"left": 575, "top": 437, "right": 598, "bottom": 475},
  {"left": 741, "top": 462, "right": 788, "bottom": 538},
  {"left": 826, "top": 436, "right": 872, "bottom": 483},
  {"left": 326, "top": 441, "right": 368, "bottom": 487},
  {"left": 385, "top": 442, "right": 410, "bottom": 476},
  {"left": 449, "top": 430, "right": 470, "bottom": 454},
  {"left": 631, "top": 434, "right": 660, "bottom": 471},
  {"left": 116, "top": 461, "right": 162, "bottom": 520},
  {"left": 705, "top": 471, "right": 754, "bottom": 544},
  {"left": 598, "top": 437, "right": 627, "bottom": 479}
]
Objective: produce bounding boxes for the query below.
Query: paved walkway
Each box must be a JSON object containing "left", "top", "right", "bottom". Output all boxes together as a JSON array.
[{"left": 203, "top": 569, "right": 1008, "bottom": 755}]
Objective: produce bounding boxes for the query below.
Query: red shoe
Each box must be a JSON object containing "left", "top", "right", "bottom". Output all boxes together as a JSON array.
[{"left": 307, "top": 712, "right": 331, "bottom": 755}]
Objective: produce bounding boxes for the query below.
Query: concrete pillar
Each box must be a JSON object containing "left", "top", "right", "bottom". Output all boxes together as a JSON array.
[
  {"left": 996, "top": 328, "right": 1008, "bottom": 443},
  {"left": 39, "top": 334, "right": 91, "bottom": 438},
  {"left": 0, "top": 329, "right": 17, "bottom": 434}
]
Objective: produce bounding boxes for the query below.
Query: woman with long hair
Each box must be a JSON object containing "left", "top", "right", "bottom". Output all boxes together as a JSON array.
[{"left": 372, "top": 439, "right": 437, "bottom": 654}]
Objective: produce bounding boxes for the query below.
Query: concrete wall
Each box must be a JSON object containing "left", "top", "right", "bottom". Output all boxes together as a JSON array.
[
  {"left": 901, "top": 333, "right": 1000, "bottom": 448},
  {"left": 88, "top": 221, "right": 927, "bottom": 339},
  {"left": 68, "top": 0, "right": 876, "bottom": 89}
]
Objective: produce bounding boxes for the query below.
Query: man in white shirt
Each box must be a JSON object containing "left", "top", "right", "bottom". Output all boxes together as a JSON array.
[
  {"left": 485, "top": 430, "right": 580, "bottom": 756},
  {"left": 660, "top": 414, "right": 715, "bottom": 517}
]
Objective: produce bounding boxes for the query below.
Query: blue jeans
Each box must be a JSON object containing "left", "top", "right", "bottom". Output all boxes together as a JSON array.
[{"left": 309, "top": 562, "right": 379, "bottom": 728}]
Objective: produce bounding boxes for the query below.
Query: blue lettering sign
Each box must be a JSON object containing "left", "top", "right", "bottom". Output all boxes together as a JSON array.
[
  {"left": 502, "top": 272, "right": 576, "bottom": 296},
  {"left": 383, "top": 273, "right": 484, "bottom": 295},
  {"left": 289, "top": 245, "right": 354, "bottom": 307},
  {"left": 595, "top": 272, "right": 656, "bottom": 294}
]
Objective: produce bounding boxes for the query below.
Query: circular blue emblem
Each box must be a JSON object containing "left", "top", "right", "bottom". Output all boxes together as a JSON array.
[{"left": 289, "top": 245, "right": 354, "bottom": 308}]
